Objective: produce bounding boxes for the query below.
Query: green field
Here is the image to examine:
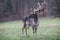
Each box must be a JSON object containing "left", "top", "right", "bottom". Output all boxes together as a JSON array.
[{"left": 0, "top": 18, "right": 60, "bottom": 40}]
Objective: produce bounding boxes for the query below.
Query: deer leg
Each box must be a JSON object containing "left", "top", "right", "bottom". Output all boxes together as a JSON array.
[
  {"left": 32, "top": 26, "right": 35, "bottom": 34},
  {"left": 22, "top": 24, "right": 26, "bottom": 34},
  {"left": 35, "top": 26, "right": 37, "bottom": 34},
  {"left": 24, "top": 26, "right": 27, "bottom": 35}
]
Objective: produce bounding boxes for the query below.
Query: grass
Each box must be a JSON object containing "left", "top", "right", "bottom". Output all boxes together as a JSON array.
[{"left": 0, "top": 17, "right": 60, "bottom": 40}]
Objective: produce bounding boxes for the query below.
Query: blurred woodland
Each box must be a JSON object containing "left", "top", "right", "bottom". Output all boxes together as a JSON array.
[{"left": 0, "top": 0, "right": 60, "bottom": 21}]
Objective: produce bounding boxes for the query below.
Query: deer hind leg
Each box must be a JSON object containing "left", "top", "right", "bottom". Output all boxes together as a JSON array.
[
  {"left": 22, "top": 24, "right": 27, "bottom": 35},
  {"left": 25, "top": 26, "right": 27, "bottom": 35},
  {"left": 22, "top": 25, "right": 25, "bottom": 34}
]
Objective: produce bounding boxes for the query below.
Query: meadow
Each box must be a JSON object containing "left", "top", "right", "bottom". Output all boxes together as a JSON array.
[{"left": 0, "top": 17, "right": 60, "bottom": 40}]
